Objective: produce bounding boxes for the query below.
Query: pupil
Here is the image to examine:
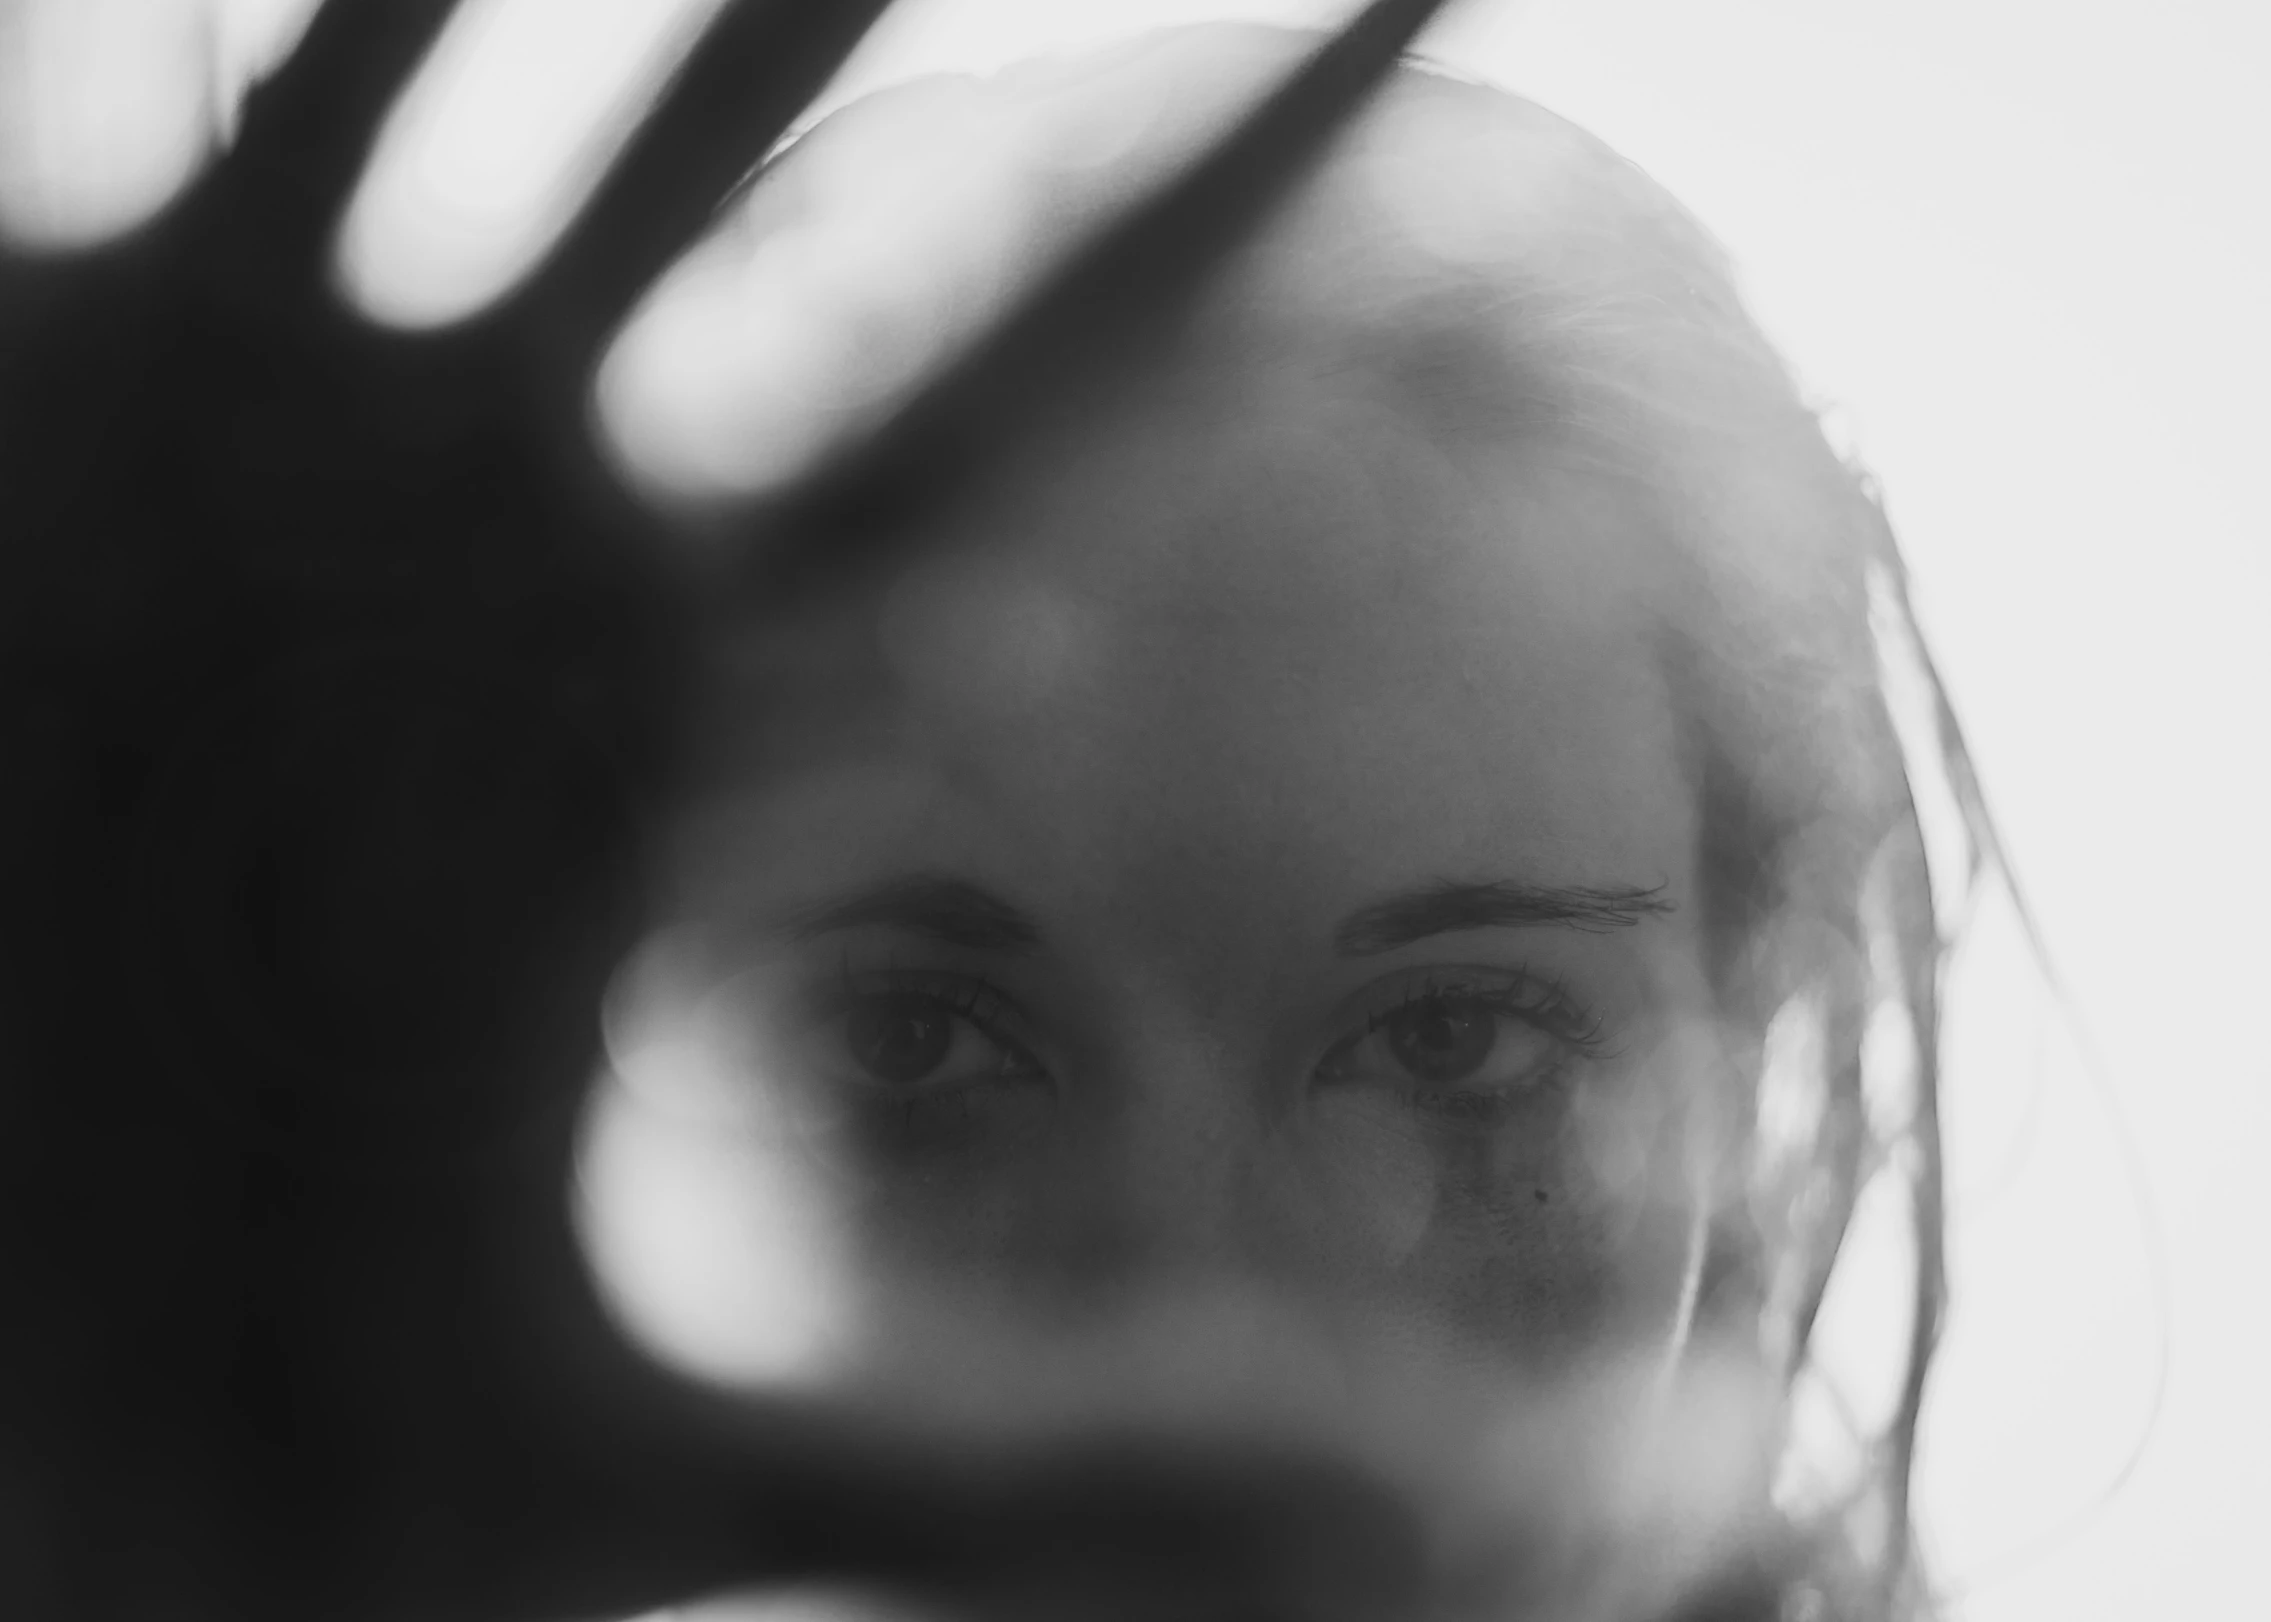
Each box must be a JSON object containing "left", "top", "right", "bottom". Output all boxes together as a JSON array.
[
  {"left": 846, "top": 997, "right": 951, "bottom": 1084},
  {"left": 1385, "top": 998, "right": 1495, "bottom": 1083}
]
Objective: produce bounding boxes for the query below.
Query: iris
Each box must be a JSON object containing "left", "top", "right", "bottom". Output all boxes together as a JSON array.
[
  {"left": 1381, "top": 996, "right": 1498, "bottom": 1083},
  {"left": 845, "top": 994, "right": 954, "bottom": 1085}
]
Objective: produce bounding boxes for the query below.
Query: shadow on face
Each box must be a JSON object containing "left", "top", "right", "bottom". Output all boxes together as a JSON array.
[
  {"left": 558, "top": 34, "right": 1948, "bottom": 1621},
  {"left": 582, "top": 311, "right": 1745, "bottom": 1423}
]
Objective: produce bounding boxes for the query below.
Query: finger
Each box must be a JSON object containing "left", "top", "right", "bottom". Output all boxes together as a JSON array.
[
  {"left": 400, "top": 1085, "right": 1425, "bottom": 1622},
  {"left": 218, "top": 0, "right": 464, "bottom": 268},
  {"left": 637, "top": 1587, "right": 949, "bottom": 1622},
  {"left": 751, "top": 0, "right": 1461, "bottom": 586},
  {"left": 0, "top": 0, "right": 215, "bottom": 253},
  {"left": 449, "top": 1417, "right": 1425, "bottom": 1622},
  {"left": 511, "top": 0, "right": 898, "bottom": 390},
  {"left": 386, "top": 1074, "right": 1422, "bottom": 1622}
]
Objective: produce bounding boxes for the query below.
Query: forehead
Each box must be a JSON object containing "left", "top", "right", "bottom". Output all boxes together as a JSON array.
[{"left": 678, "top": 354, "right": 1695, "bottom": 953}]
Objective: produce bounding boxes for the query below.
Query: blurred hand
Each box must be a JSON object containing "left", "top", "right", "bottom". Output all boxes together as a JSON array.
[{"left": 0, "top": 5, "right": 1434, "bottom": 1622}]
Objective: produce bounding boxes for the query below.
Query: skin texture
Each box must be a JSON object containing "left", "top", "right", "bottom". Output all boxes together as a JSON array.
[
  {"left": 574, "top": 38, "right": 1877, "bottom": 1444},
  {"left": 574, "top": 35, "right": 1910, "bottom": 1612},
  {"left": 633, "top": 330, "right": 1727, "bottom": 1391},
  {"left": 5, "top": 9, "right": 1940, "bottom": 1617}
]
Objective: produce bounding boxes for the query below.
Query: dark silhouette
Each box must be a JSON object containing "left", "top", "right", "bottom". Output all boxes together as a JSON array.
[{"left": 0, "top": 4, "right": 1452, "bottom": 1619}]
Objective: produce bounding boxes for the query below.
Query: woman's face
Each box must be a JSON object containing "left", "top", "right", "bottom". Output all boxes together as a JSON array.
[{"left": 642, "top": 355, "right": 1726, "bottom": 1390}]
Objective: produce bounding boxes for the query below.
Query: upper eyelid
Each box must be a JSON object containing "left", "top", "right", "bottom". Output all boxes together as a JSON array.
[
  {"left": 1365, "top": 971, "right": 1572, "bottom": 1025},
  {"left": 825, "top": 964, "right": 1038, "bottom": 1053},
  {"left": 1338, "top": 962, "right": 1601, "bottom": 1033},
  {"left": 804, "top": 959, "right": 1615, "bottom": 1069}
]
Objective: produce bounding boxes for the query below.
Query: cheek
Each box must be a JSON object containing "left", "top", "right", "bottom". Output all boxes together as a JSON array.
[
  {"left": 841, "top": 1121, "right": 1082, "bottom": 1288},
  {"left": 1392, "top": 1163, "right": 1699, "bottom": 1371},
  {"left": 826, "top": 1071, "right": 1711, "bottom": 1384},
  {"left": 1342, "top": 1024, "right": 1728, "bottom": 1370}
]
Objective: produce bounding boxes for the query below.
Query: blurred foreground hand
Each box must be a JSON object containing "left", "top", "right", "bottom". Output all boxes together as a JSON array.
[{"left": 0, "top": 5, "right": 1459, "bottom": 1622}]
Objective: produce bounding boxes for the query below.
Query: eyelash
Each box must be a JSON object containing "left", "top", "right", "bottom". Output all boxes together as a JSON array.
[
  {"left": 804, "top": 958, "right": 1608, "bottom": 1114},
  {"left": 1356, "top": 968, "right": 1608, "bottom": 1052},
  {"left": 832, "top": 956, "right": 1020, "bottom": 1031},
  {"left": 816, "top": 956, "right": 1045, "bottom": 1085},
  {"left": 1318, "top": 965, "right": 1613, "bottom": 1124}
]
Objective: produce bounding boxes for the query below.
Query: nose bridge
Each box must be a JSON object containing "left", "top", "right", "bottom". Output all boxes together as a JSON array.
[
  {"left": 1126, "top": 1028, "right": 1254, "bottom": 1235},
  {"left": 1060, "top": 1021, "right": 1282, "bottom": 1283}
]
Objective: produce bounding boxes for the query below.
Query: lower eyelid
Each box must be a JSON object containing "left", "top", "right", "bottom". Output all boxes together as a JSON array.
[
  {"left": 869, "top": 973, "right": 1021, "bottom": 1033},
  {"left": 840, "top": 984, "right": 1049, "bottom": 1086},
  {"left": 1354, "top": 979, "right": 1604, "bottom": 1046},
  {"left": 1405, "top": 1048, "right": 1585, "bottom": 1110},
  {"left": 1400, "top": 1085, "right": 1532, "bottom": 1122}
]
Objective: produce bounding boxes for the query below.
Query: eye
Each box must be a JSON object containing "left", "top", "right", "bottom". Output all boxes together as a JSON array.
[
  {"left": 820, "top": 975, "right": 1047, "bottom": 1096},
  {"left": 1377, "top": 996, "right": 1507, "bottom": 1084},
  {"left": 840, "top": 988, "right": 1036, "bottom": 1090},
  {"left": 845, "top": 993, "right": 957, "bottom": 1084},
  {"left": 1315, "top": 971, "right": 1603, "bottom": 1118}
]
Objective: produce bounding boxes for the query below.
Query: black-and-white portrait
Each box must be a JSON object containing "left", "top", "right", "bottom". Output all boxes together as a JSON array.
[{"left": 2, "top": 5, "right": 2259, "bottom": 1621}]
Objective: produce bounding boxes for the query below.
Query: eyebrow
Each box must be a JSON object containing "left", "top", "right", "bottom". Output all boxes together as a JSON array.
[
  {"left": 780, "top": 874, "right": 1042, "bottom": 953},
  {"left": 1333, "top": 879, "right": 1674, "bottom": 956}
]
